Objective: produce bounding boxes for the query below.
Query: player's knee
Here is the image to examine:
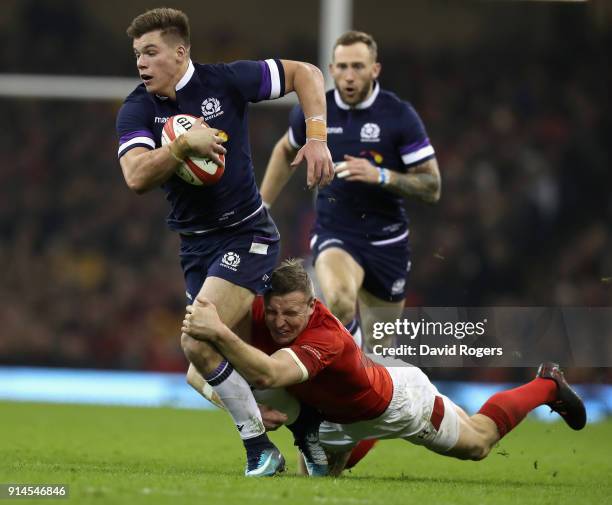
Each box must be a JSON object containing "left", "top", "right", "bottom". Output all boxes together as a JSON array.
[
  {"left": 452, "top": 423, "right": 493, "bottom": 461},
  {"left": 181, "top": 332, "right": 196, "bottom": 355},
  {"left": 326, "top": 287, "right": 357, "bottom": 324},
  {"left": 466, "top": 438, "right": 491, "bottom": 461},
  {"left": 471, "top": 446, "right": 490, "bottom": 461},
  {"left": 466, "top": 417, "right": 496, "bottom": 460},
  {"left": 181, "top": 333, "right": 215, "bottom": 364},
  {"left": 185, "top": 365, "right": 200, "bottom": 389}
]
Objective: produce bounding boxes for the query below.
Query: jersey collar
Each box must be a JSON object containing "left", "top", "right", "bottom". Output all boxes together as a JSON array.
[
  {"left": 334, "top": 81, "right": 380, "bottom": 110},
  {"left": 175, "top": 60, "right": 195, "bottom": 91},
  {"left": 154, "top": 60, "right": 195, "bottom": 101}
]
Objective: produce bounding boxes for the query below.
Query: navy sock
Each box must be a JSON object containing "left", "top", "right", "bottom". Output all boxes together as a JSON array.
[{"left": 243, "top": 433, "right": 273, "bottom": 464}]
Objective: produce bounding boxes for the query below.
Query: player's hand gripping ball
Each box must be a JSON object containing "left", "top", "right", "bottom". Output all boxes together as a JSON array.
[{"left": 161, "top": 114, "right": 225, "bottom": 186}]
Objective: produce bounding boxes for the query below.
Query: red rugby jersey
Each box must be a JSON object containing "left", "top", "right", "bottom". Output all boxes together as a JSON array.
[{"left": 250, "top": 297, "right": 393, "bottom": 423}]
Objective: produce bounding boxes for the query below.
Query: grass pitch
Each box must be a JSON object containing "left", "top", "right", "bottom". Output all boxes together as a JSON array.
[{"left": 1, "top": 401, "right": 610, "bottom": 505}]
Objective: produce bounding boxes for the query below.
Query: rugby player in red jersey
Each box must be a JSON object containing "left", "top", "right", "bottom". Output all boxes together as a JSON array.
[{"left": 182, "top": 259, "right": 586, "bottom": 476}]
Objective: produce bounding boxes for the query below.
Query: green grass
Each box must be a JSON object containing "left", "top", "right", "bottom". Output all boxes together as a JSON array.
[{"left": 1, "top": 401, "right": 610, "bottom": 505}]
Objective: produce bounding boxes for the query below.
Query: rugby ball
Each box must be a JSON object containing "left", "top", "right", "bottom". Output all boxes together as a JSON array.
[{"left": 161, "top": 114, "right": 225, "bottom": 186}]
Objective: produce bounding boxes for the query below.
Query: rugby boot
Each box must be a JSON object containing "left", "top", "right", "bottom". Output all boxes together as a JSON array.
[
  {"left": 288, "top": 404, "right": 329, "bottom": 477},
  {"left": 536, "top": 362, "right": 587, "bottom": 430},
  {"left": 244, "top": 446, "right": 286, "bottom": 477},
  {"left": 296, "top": 432, "right": 329, "bottom": 477}
]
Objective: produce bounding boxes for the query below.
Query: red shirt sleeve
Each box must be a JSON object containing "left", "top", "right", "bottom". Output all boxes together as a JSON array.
[{"left": 289, "top": 317, "right": 344, "bottom": 379}]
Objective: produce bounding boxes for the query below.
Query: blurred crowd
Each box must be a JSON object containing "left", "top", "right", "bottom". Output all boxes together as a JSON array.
[{"left": 0, "top": 2, "right": 610, "bottom": 383}]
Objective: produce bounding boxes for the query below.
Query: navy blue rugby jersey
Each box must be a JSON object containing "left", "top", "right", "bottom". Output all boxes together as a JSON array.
[
  {"left": 116, "top": 59, "right": 285, "bottom": 233},
  {"left": 288, "top": 82, "right": 435, "bottom": 242}
]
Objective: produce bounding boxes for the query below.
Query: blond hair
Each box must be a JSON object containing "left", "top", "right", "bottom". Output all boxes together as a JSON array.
[
  {"left": 333, "top": 30, "right": 378, "bottom": 61},
  {"left": 265, "top": 259, "right": 314, "bottom": 301}
]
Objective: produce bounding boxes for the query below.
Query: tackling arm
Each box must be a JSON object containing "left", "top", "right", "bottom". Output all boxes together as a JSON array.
[
  {"left": 211, "top": 325, "right": 305, "bottom": 389},
  {"left": 182, "top": 298, "right": 305, "bottom": 389},
  {"left": 259, "top": 133, "right": 299, "bottom": 207}
]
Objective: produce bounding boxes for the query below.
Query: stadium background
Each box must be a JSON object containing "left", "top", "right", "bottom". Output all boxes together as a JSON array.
[{"left": 0, "top": 0, "right": 610, "bottom": 409}]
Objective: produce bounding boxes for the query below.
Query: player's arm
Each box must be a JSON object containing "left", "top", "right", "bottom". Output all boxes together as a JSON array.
[
  {"left": 280, "top": 60, "right": 334, "bottom": 188},
  {"left": 259, "top": 133, "right": 299, "bottom": 207},
  {"left": 385, "top": 157, "right": 441, "bottom": 202},
  {"left": 182, "top": 298, "right": 305, "bottom": 388},
  {"left": 120, "top": 146, "right": 181, "bottom": 194},
  {"left": 119, "top": 122, "right": 227, "bottom": 194},
  {"left": 336, "top": 155, "right": 441, "bottom": 203}
]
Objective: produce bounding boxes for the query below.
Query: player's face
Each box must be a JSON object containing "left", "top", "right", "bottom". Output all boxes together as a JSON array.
[
  {"left": 264, "top": 291, "right": 315, "bottom": 345},
  {"left": 330, "top": 42, "right": 381, "bottom": 105},
  {"left": 133, "top": 30, "right": 187, "bottom": 96}
]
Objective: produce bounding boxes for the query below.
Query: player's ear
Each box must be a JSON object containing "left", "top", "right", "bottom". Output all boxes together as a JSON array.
[
  {"left": 372, "top": 62, "right": 381, "bottom": 80},
  {"left": 306, "top": 297, "right": 316, "bottom": 316},
  {"left": 328, "top": 62, "right": 337, "bottom": 80}
]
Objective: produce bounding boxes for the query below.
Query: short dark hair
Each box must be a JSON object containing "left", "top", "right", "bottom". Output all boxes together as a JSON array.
[
  {"left": 126, "top": 8, "right": 190, "bottom": 47},
  {"left": 333, "top": 30, "right": 378, "bottom": 61},
  {"left": 265, "top": 259, "right": 314, "bottom": 302}
]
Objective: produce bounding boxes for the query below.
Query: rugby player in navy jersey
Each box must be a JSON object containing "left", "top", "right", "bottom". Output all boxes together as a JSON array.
[
  {"left": 261, "top": 31, "right": 441, "bottom": 350},
  {"left": 115, "top": 8, "right": 333, "bottom": 477}
]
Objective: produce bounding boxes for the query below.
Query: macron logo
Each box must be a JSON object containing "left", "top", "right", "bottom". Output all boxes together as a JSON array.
[{"left": 154, "top": 117, "right": 169, "bottom": 124}]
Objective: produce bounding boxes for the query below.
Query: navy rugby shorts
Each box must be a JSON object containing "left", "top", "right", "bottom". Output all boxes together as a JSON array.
[
  {"left": 180, "top": 208, "right": 280, "bottom": 301},
  {"left": 310, "top": 228, "right": 411, "bottom": 302}
]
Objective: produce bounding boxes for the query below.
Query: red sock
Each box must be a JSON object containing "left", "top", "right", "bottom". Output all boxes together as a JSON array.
[
  {"left": 477, "top": 378, "right": 557, "bottom": 438},
  {"left": 346, "top": 439, "right": 378, "bottom": 469}
]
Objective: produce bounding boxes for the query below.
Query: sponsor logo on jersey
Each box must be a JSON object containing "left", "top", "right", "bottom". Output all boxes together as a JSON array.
[
  {"left": 221, "top": 251, "right": 241, "bottom": 271},
  {"left": 391, "top": 278, "right": 406, "bottom": 295},
  {"left": 201, "top": 97, "right": 224, "bottom": 120},
  {"left": 219, "top": 209, "right": 236, "bottom": 223},
  {"left": 327, "top": 126, "right": 343, "bottom": 134},
  {"left": 360, "top": 122, "right": 380, "bottom": 142},
  {"left": 154, "top": 116, "right": 169, "bottom": 123},
  {"left": 382, "top": 223, "right": 403, "bottom": 234},
  {"left": 300, "top": 344, "right": 322, "bottom": 361}
]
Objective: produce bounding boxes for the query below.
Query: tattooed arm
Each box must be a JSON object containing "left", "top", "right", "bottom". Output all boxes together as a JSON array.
[
  {"left": 385, "top": 158, "right": 441, "bottom": 203},
  {"left": 335, "top": 155, "right": 441, "bottom": 203}
]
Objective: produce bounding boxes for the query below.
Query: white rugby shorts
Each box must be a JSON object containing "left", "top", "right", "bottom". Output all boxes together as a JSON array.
[{"left": 319, "top": 366, "right": 460, "bottom": 454}]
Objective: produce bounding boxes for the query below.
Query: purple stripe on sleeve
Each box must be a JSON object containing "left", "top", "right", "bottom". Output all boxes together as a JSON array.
[
  {"left": 119, "top": 130, "right": 154, "bottom": 144},
  {"left": 399, "top": 138, "right": 431, "bottom": 155},
  {"left": 257, "top": 60, "right": 272, "bottom": 101},
  {"left": 253, "top": 235, "right": 277, "bottom": 245}
]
